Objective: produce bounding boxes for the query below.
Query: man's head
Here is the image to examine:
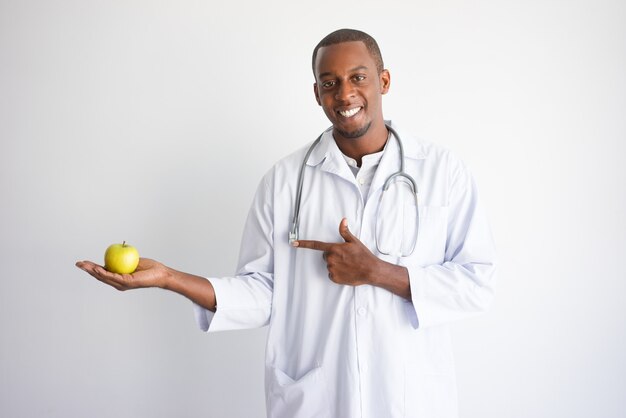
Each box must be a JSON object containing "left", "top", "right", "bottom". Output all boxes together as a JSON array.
[
  {"left": 312, "top": 29, "right": 390, "bottom": 141},
  {"left": 312, "top": 29, "right": 384, "bottom": 76}
]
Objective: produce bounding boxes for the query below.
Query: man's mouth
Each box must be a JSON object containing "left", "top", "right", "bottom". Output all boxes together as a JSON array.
[{"left": 337, "top": 107, "right": 362, "bottom": 118}]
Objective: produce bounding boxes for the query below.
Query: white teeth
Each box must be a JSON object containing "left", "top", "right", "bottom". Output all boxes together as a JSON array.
[{"left": 339, "top": 107, "right": 361, "bottom": 118}]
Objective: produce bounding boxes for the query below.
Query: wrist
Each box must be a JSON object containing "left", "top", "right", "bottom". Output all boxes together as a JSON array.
[
  {"left": 160, "top": 266, "right": 177, "bottom": 290},
  {"left": 369, "top": 259, "right": 411, "bottom": 300},
  {"left": 366, "top": 256, "right": 387, "bottom": 286}
]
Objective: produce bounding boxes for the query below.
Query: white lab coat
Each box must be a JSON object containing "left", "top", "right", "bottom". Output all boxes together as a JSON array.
[{"left": 195, "top": 121, "right": 496, "bottom": 418}]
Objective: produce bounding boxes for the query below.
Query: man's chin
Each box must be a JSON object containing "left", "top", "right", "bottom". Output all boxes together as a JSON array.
[{"left": 335, "top": 121, "right": 372, "bottom": 139}]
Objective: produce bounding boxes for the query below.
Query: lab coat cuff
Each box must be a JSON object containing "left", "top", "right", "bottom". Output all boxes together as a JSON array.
[
  {"left": 402, "top": 264, "right": 428, "bottom": 330},
  {"left": 191, "top": 277, "right": 223, "bottom": 332},
  {"left": 193, "top": 302, "right": 215, "bottom": 332},
  {"left": 192, "top": 276, "right": 271, "bottom": 332},
  {"left": 194, "top": 277, "right": 229, "bottom": 332}
]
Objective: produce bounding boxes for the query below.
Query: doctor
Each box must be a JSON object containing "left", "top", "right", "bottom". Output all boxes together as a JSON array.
[{"left": 77, "top": 29, "right": 496, "bottom": 418}]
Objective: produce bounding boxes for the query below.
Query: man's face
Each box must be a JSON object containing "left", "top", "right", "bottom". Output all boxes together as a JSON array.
[{"left": 313, "top": 41, "right": 390, "bottom": 139}]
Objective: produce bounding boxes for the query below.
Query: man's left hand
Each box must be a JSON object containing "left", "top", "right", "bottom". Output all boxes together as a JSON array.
[{"left": 293, "top": 218, "right": 380, "bottom": 286}]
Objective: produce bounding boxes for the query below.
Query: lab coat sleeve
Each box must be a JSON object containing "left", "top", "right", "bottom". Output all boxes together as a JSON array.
[
  {"left": 194, "top": 175, "right": 274, "bottom": 332},
  {"left": 403, "top": 154, "right": 496, "bottom": 329}
]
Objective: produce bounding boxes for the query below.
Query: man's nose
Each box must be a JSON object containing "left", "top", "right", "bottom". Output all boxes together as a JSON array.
[{"left": 335, "top": 82, "right": 355, "bottom": 101}]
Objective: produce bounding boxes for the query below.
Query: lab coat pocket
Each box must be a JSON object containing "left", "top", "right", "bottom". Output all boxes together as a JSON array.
[
  {"left": 268, "top": 365, "right": 331, "bottom": 418},
  {"left": 376, "top": 186, "right": 421, "bottom": 257},
  {"left": 413, "top": 205, "right": 449, "bottom": 265}
]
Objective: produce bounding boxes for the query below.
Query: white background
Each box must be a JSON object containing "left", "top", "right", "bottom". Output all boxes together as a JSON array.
[{"left": 1, "top": 0, "right": 625, "bottom": 417}]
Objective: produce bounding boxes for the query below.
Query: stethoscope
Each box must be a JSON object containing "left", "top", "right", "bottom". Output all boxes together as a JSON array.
[{"left": 289, "top": 123, "right": 419, "bottom": 257}]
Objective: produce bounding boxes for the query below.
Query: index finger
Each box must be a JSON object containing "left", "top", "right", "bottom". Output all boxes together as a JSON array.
[{"left": 292, "top": 240, "right": 333, "bottom": 251}]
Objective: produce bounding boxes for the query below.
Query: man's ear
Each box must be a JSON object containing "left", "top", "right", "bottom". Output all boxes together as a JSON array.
[
  {"left": 313, "top": 83, "right": 321, "bottom": 105},
  {"left": 380, "top": 69, "right": 391, "bottom": 95}
]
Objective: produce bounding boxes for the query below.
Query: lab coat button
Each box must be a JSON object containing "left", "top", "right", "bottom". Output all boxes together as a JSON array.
[{"left": 357, "top": 307, "right": 367, "bottom": 316}]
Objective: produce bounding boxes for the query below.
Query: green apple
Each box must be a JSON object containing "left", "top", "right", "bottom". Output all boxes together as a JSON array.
[{"left": 104, "top": 241, "right": 139, "bottom": 274}]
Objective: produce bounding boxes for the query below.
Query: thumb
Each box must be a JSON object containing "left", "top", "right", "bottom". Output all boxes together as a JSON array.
[{"left": 339, "top": 218, "right": 357, "bottom": 242}]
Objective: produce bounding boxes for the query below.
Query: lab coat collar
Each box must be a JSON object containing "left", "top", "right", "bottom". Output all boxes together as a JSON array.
[
  {"left": 305, "top": 121, "right": 427, "bottom": 169},
  {"left": 310, "top": 129, "right": 356, "bottom": 183}
]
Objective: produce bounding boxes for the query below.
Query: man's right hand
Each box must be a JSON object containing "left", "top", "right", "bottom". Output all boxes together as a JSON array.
[
  {"left": 75, "top": 258, "right": 170, "bottom": 291},
  {"left": 75, "top": 258, "right": 217, "bottom": 311}
]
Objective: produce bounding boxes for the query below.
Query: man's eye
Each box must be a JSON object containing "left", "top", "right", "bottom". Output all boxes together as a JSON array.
[
  {"left": 322, "top": 81, "right": 335, "bottom": 89},
  {"left": 354, "top": 75, "right": 366, "bottom": 82}
]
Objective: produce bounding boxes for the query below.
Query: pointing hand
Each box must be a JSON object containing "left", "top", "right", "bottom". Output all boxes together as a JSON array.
[{"left": 293, "top": 218, "right": 380, "bottom": 286}]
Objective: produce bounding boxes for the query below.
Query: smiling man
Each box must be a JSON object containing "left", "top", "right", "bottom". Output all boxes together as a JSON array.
[
  {"left": 314, "top": 39, "right": 389, "bottom": 147},
  {"left": 77, "top": 29, "right": 496, "bottom": 418}
]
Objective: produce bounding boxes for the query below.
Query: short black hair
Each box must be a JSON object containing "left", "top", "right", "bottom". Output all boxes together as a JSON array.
[{"left": 312, "top": 28, "right": 384, "bottom": 77}]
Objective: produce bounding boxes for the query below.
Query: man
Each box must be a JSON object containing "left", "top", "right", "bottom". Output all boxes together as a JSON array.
[{"left": 77, "top": 29, "right": 496, "bottom": 418}]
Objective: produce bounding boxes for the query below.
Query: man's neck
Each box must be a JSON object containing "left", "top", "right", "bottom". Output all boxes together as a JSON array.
[{"left": 333, "top": 120, "right": 389, "bottom": 167}]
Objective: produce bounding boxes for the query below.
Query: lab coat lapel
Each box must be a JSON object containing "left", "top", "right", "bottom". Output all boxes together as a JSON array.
[
  {"left": 306, "top": 130, "right": 358, "bottom": 186},
  {"left": 369, "top": 133, "right": 400, "bottom": 199}
]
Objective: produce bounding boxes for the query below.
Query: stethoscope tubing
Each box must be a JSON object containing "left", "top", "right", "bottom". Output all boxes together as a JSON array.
[{"left": 289, "top": 123, "right": 418, "bottom": 257}]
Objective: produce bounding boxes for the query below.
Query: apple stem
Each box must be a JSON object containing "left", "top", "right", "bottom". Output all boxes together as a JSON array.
[{"left": 123, "top": 241, "right": 126, "bottom": 247}]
